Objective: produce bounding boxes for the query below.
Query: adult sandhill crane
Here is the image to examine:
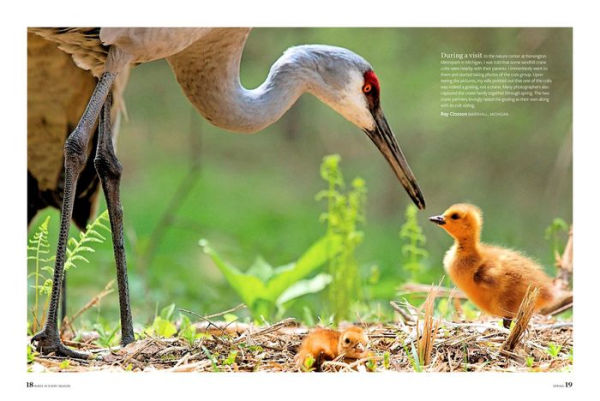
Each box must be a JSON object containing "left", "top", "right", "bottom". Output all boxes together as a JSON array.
[
  {"left": 27, "top": 31, "right": 129, "bottom": 322},
  {"left": 29, "top": 27, "right": 426, "bottom": 358}
]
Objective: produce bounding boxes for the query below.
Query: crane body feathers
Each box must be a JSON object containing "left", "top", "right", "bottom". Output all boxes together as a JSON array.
[{"left": 28, "top": 31, "right": 130, "bottom": 228}]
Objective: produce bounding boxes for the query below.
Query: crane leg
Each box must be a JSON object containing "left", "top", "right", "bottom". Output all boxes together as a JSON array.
[
  {"left": 31, "top": 71, "right": 117, "bottom": 359},
  {"left": 93, "top": 92, "right": 135, "bottom": 346},
  {"left": 60, "top": 273, "right": 67, "bottom": 324}
]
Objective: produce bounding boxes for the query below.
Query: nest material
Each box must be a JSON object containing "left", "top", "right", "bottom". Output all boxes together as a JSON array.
[{"left": 29, "top": 313, "right": 572, "bottom": 373}]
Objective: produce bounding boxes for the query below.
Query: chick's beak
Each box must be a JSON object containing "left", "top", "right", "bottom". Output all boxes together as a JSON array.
[
  {"left": 356, "top": 343, "right": 365, "bottom": 352},
  {"left": 429, "top": 215, "right": 446, "bottom": 225},
  {"left": 364, "top": 107, "right": 426, "bottom": 210}
]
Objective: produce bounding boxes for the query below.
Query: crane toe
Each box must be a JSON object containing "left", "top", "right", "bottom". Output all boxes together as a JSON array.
[{"left": 31, "top": 329, "right": 90, "bottom": 360}]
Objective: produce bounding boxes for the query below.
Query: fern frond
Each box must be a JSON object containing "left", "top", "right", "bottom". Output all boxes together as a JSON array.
[
  {"left": 27, "top": 216, "right": 51, "bottom": 331},
  {"left": 82, "top": 236, "right": 104, "bottom": 244},
  {"left": 27, "top": 210, "right": 111, "bottom": 333},
  {"left": 94, "top": 221, "right": 111, "bottom": 233},
  {"left": 64, "top": 210, "right": 111, "bottom": 272},
  {"left": 76, "top": 246, "right": 96, "bottom": 254},
  {"left": 41, "top": 266, "right": 54, "bottom": 274}
]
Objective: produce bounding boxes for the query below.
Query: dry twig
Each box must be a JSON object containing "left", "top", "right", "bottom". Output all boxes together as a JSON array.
[
  {"left": 234, "top": 318, "right": 296, "bottom": 344},
  {"left": 60, "top": 280, "right": 115, "bottom": 336},
  {"left": 390, "top": 300, "right": 416, "bottom": 323},
  {"left": 180, "top": 303, "right": 246, "bottom": 321},
  {"left": 400, "top": 283, "right": 467, "bottom": 299}
]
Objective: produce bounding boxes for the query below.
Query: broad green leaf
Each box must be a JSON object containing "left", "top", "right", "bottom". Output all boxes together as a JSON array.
[
  {"left": 152, "top": 316, "right": 177, "bottom": 338},
  {"left": 200, "top": 235, "right": 340, "bottom": 320},
  {"left": 263, "top": 235, "right": 341, "bottom": 300},
  {"left": 246, "top": 256, "right": 274, "bottom": 282},
  {"left": 272, "top": 262, "right": 295, "bottom": 275},
  {"left": 199, "top": 239, "right": 268, "bottom": 308},
  {"left": 252, "top": 299, "right": 275, "bottom": 320},
  {"left": 276, "top": 273, "right": 332, "bottom": 306}
]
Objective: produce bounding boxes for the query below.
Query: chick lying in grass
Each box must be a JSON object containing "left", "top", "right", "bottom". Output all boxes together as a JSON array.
[
  {"left": 296, "top": 326, "right": 372, "bottom": 371},
  {"left": 429, "top": 203, "right": 567, "bottom": 328}
]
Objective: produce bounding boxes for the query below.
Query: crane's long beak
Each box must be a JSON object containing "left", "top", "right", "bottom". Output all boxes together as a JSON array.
[{"left": 364, "top": 108, "right": 426, "bottom": 209}]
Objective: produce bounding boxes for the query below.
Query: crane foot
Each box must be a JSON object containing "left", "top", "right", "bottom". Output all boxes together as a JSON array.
[{"left": 31, "top": 330, "right": 90, "bottom": 360}]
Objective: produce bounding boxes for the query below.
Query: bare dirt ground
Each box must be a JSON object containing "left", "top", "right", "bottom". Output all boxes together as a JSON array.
[{"left": 28, "top": 313, "right": 572, "bottom": 373}]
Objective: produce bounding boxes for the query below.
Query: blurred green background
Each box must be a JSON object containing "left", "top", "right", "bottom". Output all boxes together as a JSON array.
[{"left": 28, "top": 28, "right": 572, "bottom": 327}]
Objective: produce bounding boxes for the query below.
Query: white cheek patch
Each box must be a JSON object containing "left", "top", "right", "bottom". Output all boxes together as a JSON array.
[
  {"left": 319, "top": 70, "right": 376, "bottom": 131},
  {"left": 339, "top": 90, "right": 375, "bottom": 131}
]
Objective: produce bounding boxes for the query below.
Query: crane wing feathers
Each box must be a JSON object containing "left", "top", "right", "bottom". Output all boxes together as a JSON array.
[{"left": 29, "top": 28, "right": 108, "bottom": 77}]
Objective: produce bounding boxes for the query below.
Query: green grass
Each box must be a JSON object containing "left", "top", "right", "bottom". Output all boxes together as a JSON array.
[{"left": 546, "top": 343, "right": 563, "bottom": 358}]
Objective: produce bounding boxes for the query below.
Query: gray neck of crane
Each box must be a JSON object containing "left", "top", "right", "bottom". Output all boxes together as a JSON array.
[{"left": 167, "top": 30, "right": 326, "bottom": 134}]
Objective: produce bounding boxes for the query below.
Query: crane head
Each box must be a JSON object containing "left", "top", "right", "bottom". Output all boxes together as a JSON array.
[
  {"left": 300, "top": 46, "right": 426, "bottom": 209},
  {"left": 358, "top": 69, "right": 425, "bottom": 210}
]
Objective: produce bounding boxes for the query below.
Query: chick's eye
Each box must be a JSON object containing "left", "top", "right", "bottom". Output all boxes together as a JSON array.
[
  {"left": 451, "top": 213, "right": 460, "bottom": 220},
  {"left": 363, "top": 83, "right": 372, "bottom": 93},
  {"left": 344, "top": 338, "right": 351, "bottom": 344}
]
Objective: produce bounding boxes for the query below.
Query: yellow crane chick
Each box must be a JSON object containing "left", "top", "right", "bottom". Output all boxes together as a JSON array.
[
  {"left": 296, "top": 326, "right": 371, "bottom": 370},
  {"left": 429, "top": 203, "right": 559, "bottom": 328}
]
